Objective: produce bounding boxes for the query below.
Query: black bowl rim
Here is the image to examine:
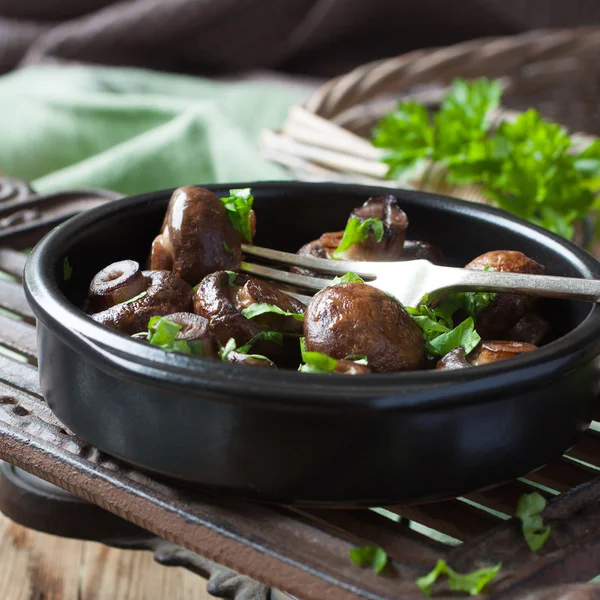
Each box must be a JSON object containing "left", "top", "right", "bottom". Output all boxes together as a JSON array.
[{"left": 24, "top": 181, "right": 600, "bottom": 410}]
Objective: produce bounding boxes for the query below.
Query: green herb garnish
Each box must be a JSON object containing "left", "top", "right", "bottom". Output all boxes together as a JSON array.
[
  {"left": 349, "top": 546, "right": 388, "bottom": 575},
  {"left": 220, "top": 338, "right": 237, "bottom": 361},
  {"left": 220, "top": 188, "right": 254, "bottom": 242},
  {"left": 224, "top": 270, "right": 238, "bottom": 286},
  {"left": 516, "top": 492, "right": 551, "bottom": 552},
  {"left": 373, "top": 77, "right": 600, "bottom": 239},
  {"left": 299, "top": 351, "right": 339, "bottom": 373},
  {"left": 332, "top": 217, "right": 384, "bottom": 259},
  {"left": 427, "top": 317, "right": 481, "bottom": 356},
  {"left": 223, "top": 241, "right": 232, "bottom": 253},
  {"left": 63, "top": 257, "right": 73, "bottom": 281},
  {"left": 141, "top": 316, "right": 203, "bottom": 355},
  {"left": 236, "top": 331, "right": 283, "bottom": 354},
  {"left": 121, "top": 291, "right": 148, "bottom": 306},
  {"left": 416, "top": 559, "right": 501, "bottom": 597},
  {"left": 331, "top": 272, "right": 365, "bottom": 285},
  {"left": 344, "top": 354, "right": 368, "bottom": 365},
  {"left": 241, "top": 303, "right": 304, "bottom": 322}
]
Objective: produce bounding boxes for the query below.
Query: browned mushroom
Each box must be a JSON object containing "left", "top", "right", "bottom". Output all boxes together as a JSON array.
[
  {"left": 89, "top": 265, "right": 193, "bottom": 334},
  {"left": 334, "top": 359, "right": 372, "bottom": 375},
  {"left": 436, "top": 341, "right": 537, "bottom": 370},
  {"left": 149, "top": 186, "right": 252, "bottom": 286},
  {"left": 193, "top": 271, "right": 305, "bottom": 353},
  {"left": 465, "top": 250, "right": 545, "bottom": 338},
  {"left": 400, "top": 240, "right": 445, "bottom": 265},
  {"left": 88, "top": 259, "right": 147, "bottom": 313},
  {"left": 303, "top": 282, "right": 425, "bottom": 372},
  {"left": 161, "top": 312, "right": 219, "bottom": 358},
  {"left": 226, "top": 351, "right": 276, "bottom": 369},
  {"left": 504, "top": 312, "right": 552, "bottom": 346}
]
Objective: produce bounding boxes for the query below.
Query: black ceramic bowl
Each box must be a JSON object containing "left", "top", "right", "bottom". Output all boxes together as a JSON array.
[{"left": 24, "top": 182, "right": 600, "bottom": 506}]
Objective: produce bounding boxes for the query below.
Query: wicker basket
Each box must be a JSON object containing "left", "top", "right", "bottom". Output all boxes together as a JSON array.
[{"left": 260, "top": 27, "right": 600, "bottom": 210}]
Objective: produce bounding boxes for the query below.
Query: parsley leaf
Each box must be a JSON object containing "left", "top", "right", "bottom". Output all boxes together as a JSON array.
[
  {"left": 373, "top": 78, "right": 600, "bottom": 240},
  {"left": 236, "top": 331, "right": 283, "bottom": 354},
  {"left": 220, "top": 338, "right": 237, "bottom": 361},
  {"left": 427, "top": 317, "right": 480, "bottom": 356},
  {"left": 332, "top": 217, "right": 384, "bottom": 259},
  {"left": 63, "top": 257, "right": 73, "bottom": 281},
  {"left": 121, "top": 291, "right": 148, "bottom": 306},
  {"left": 332, "top": 272, "right": 365, "bottom": 285},
  {"left": 416, "top": 559, "right": 501, "bottom": 597},
  {"left": 144, "top": 316, "right": 204, "bottom": 355},
  {"left": 220, "top": 188, "right": 254, "bottom": 242},
  {"left": 349, "top": 546, "right": 388, "bottom": 575},
  {"left": 516, "top": 492, "right": 551, "bottom": 552},
  {"left": 224, "top": 270, "right": 238, "bottom": 286},
  {"left": 241, "top": 303, "right": 304, "bottom": 321}
]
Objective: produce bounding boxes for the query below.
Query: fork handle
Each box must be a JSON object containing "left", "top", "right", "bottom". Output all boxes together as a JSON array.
[{"left": 433, "top": 267, "right": 600, "bottom": 303}]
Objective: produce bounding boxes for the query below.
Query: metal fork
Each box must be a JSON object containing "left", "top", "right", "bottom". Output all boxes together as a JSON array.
[{"left": 241, "top": 244, "right": 600, "bottom": 307}]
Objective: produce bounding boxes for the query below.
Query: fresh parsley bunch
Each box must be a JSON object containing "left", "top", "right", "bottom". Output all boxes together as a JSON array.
[{"left": 373, "top": 78, "right": 600, "bottom": 240}]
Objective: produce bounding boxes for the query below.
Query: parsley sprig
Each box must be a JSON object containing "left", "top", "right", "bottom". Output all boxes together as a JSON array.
[
  {"left": 416, "top": 559, "right": 501, "bottom": 597},
  {"left": 241, "top": 303, "right": 304, "bottom": 321},
  {"left": 373, "top": 78, "right": 600, "bottom": 239},
  {"left": 134, "top": 316, "right": 205, "bottom": 355},
  {"left": 220, "top": 188, "right": 254, "bottom": 242},
  {"left": 332, "top": 217, "right": 384, "bottom": 258},
  {"left": 516, "top": 492, "right": 551, "bottom": 552},
  {"left": 349, "top": 546, "right": 388, "bottom": 575}
]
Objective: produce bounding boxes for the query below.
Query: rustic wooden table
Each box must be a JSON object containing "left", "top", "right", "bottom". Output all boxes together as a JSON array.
[{"left": 0, "top": 512, "right": 211, "bottom": 599}]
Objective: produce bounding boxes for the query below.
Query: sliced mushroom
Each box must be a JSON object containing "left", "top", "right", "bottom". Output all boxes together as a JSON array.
[
  {"left": 466, "top": 250, "right": 545, "bottom": 338},
  {"left": 226, "top": 351, "right": 276, "bottom": 369},
  {"left": 88, "top": 260, "right": 147, "bottom": 313},
  {"left": 303, "top": 282, "right": 425, "bottom": 373},
  {"left": 193, "top": 271, "right": 305, "bottom": 353},
  {"left": 149, "top": 186, "right": 249, "bottom": 286},
  {"left": 90, "top": 268, "right": 193, "bottom": 334},
  {"left": 161, "top": 312, "right": 218, "bottom": 358},
  {"left": 505, "top": 312, "right": 552, "bottom": 346},
  {"left": 436, "top": 341, "right": 537, "bottom": 370},
  {"left": 334, "top": 359, "right": 372, "bottom": 375}
]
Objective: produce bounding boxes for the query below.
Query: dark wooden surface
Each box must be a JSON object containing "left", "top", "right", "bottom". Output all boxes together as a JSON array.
[{"left": 2, "top": 181, "right": 600, "bottom": 599}]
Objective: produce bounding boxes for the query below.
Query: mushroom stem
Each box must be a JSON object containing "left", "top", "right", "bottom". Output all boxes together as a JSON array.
[{"left": 88, "top": 260, "right": 147, "bottom": 312}]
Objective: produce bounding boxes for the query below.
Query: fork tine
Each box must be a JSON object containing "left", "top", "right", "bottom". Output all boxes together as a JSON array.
[
  {"left": 241, "top": 244, "right": 375, "bottom": 277},
  {"left": 240, "top": 261, "right": 332, "bottom": 292}
]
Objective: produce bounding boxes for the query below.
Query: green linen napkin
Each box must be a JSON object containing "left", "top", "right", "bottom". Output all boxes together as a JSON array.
[{"left": 0, "top": 66, "right": 303, "bottom": 195}]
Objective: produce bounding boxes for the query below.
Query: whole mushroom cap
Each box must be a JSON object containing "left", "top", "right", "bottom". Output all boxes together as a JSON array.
[
  {"left": 303, "top": 282, "right": 425, "bottom": 373},
  {"left": 149, "top": 186, "right": 243, "bottom": 286},
  {"left": 193, "top": 271, "right": 305, "bottom": 354},
  {"left": 88, "top": 259, "right": 147, "bottom": 312},
  {"left": 90, "top": 270, "right": 193, "bottom": 335},
  {"left": 466, "top": 250, "right": 545, "bottom": 338}
]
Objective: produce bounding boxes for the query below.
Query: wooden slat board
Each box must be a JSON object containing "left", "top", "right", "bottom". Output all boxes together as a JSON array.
[
  {"left": 3, "top": 240, "right": 600, "bottom": 600},
  {"left": 0, "top": 512, "right": 210, "bottom": 599}
]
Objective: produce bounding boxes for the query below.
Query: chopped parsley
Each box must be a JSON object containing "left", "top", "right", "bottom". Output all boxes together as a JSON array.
[
  {"left": 220, "top": 338, "right": 237, "bottom": 361},
  {"left": 220, "top": 188, "right": 254, "bottom": 243},
  {"left": 516, "top": 492, "right": 551, "bottom": 552},
  {"left": 416, "top": 559, "right": 501, "bottom": 597},
  {"left": 331, "top": 272, "right": 365, "bottom": 285},
  {"left": 224, "top": 270, "right": 238, "bottom": 286},
  {"left": 349, "top": 546, "right": 388, "bottom": 575},
  {"left": 241, "top": 303, "right": 304, "bottom": 322},
  {"left": 138, "top": 316, "right": 204, "bottom": 355},
  {"left": 63, "top": 257, "right": 73, "bottom": 281},
  {"left": 236, "top": 331, "right": 283, "bottom": 354},
  {"left": 332, "top": 217, "right": 384, "bottom": 259},
  {"left": 121, "top": 291, "right": 148, "bottom": 305}
]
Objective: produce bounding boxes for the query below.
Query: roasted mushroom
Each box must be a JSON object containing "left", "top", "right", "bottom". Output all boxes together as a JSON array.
[
  {"left": 436, "top": 341, "right": 537, "bottom": 370},
  {"left": 89, "top": 263, "right": 193, "bottom": 334},
  {"left": 193, "top": 271, "right": 305, "bottom": 353},
  {"left": 160, "top": 312, "right": 219, "bottom": 358},
  {"left": 149, "top": 186, "right": 251, "bottom": 286},
  {"left": 303, "top": 282, "right": 425, "bottom": 372},
  {"left": 400, "top": 240, "right": 445, "bottom": 265},
  {"left": 226, "top": 351, "right": 276, "bottom": 369},
  {"left": 88, "top": 259, "right": 147, "bottom": 313},
  {"left": 333, "top": 359, "right": 372, "bottom": 375},
  {"left": 466, "top": 250, "right": 545, "bottom": 338},
  {"left": 504, "top": 312, "right": 552, "bottom": 346}
]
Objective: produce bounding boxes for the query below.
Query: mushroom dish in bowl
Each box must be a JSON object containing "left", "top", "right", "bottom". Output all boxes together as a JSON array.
[{"left": 24, "top": 182, "right": 600, "bottom": 505}]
